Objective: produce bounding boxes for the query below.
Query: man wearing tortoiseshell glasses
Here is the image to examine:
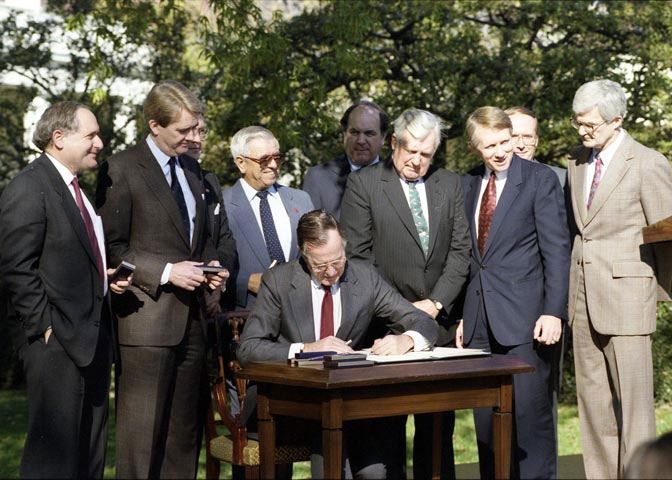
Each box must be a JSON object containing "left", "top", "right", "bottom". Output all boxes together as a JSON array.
[{"left": 223, "top": 126, "right": 314, "bottom": 310}]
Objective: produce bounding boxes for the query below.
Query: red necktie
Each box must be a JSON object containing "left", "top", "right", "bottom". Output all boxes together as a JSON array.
[
  {"left": 319, "top": 285, "right": 334, "bottom": 339},
  {"left": 72, "top": 177, "right": 105, "bottom": 283},
  {"left": 477, "top": 172, "right": 497, "bottom": 256},
  {"left": 587, "top": 155, "right": 603, "bottom": 210}
]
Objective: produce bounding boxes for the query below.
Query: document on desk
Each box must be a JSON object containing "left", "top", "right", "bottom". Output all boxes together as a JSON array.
[{"left": 364, "top": 347, "right": 489, "bottom": 364}]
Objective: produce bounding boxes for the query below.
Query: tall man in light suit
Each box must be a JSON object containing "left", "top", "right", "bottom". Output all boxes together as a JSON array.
[
  {"left": 0, "top": 102, "right": 130, "bottom": 478},
  {"left": 458, "top": 106, "right": 570, "bottom": 479},
  {"left": 341, "top": 108, "right": 471, "bottom": 479},
  {"left": 303, "top": 101, "right": 387, "bottom": 218},
  {"left": 97, "top": 80, "right": 227, "bottom": 478},
  {"left": 238, "top": 210, "right": 438, "bottom": 479},
  {"left": 567, "top": 79, "right": 672, "bottom": 478},
  {"left": 223, "top": 126, "right": 313, "bottom": 310}
]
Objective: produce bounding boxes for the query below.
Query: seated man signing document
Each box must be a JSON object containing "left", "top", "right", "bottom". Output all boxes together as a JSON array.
[{"left": 238, "top": 209, "right": 438, "bottom": 479}]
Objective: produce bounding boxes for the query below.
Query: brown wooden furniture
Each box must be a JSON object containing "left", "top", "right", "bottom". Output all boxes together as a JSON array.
[
  {"left": 204, "top": 311, "right": 311, "bottom": 479},
  {"left": 643, "top": 215, "right": 672, "bottom": 244},
  {"left": 238, "top": 354, "right": 533, "bottom": 480}
]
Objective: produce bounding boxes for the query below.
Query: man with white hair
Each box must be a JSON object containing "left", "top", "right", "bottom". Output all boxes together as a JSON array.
[
  {"left": 341, "top": 108, "right": 471, "bottom": 479},
  {"left": 223, "top": 126, "right": 313, "bottom": 310},
  {"left": 567, "top": 79, "right": 672, "bottom": 478}
]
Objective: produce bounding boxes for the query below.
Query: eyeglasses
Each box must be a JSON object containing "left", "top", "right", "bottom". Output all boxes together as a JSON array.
[
  {"left": 571, "top": 118, "right": 607, "bottom": 135},
  {"left": 511, "top": 134, "right": 537, "bottom": 146},
  {"left": 240, "top": 153, "right": 284, "bottom": 168},
  {"left": 197, "top": 127, "right": 208, "bottom": 137},
  {"left": 308, "top": 255, "right": 346, "bottom": 274}
]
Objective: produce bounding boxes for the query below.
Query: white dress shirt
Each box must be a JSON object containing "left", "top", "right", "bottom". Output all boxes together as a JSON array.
[
  {"left": 46, "top": 154, "right": 108, "bottom": 294},
  {"left": 240, "top": 179, "right": 292, "bottom": 262},
  {"left": 584, "top": 129, "right": 626, "bottom": 204},
  {"left": 474, "top": 168, "right": 508, "bottom": 238},
  {"left": 348, "top": 155, "right": 380, "bottom": 172}
]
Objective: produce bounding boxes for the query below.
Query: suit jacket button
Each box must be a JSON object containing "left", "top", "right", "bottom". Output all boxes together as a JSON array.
[{"left": 476, "top": 290, "right": 481, "bottom": 296}]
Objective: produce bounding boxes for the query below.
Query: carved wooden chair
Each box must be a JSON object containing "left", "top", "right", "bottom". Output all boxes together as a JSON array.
[{"left": 204, "top": 310, "right": 311, "bottom": 479}]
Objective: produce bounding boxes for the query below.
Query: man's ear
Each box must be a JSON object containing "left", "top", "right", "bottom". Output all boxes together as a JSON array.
[
  {"left": 234, "top": 156, "right": 246, "bottom": 175},
  {"left": 51, "top": 129, "right": 66, "bottom": 150},
  {"left": 148, "top": 119, "right": 160, "bottom": 136},
  {"left": 390, "top": 133, "right": 398, "bottom": 150}
]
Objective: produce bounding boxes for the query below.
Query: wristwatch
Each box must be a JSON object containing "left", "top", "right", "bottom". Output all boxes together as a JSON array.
[{"left": 430, "top": 299, "right": 443, "bottom": 312}]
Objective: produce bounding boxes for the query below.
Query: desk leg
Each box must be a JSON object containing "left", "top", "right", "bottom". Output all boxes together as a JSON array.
[
  {"left": 493, "top": 376, "right": 513, "bottom": 480},
  {"left": 322, "top": 398, "right": 343, "bottom": 479},
  {"left": 257, "top": 389, "right": 276, "bottom": 479}
]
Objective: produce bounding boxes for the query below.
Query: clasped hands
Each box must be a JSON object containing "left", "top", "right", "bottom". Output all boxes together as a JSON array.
[
  {"left": 169, "top": 260, "right": 229, "bottom": 291},
  {"left": 302, "top": 334, "right": 414, "bottom": 356}
]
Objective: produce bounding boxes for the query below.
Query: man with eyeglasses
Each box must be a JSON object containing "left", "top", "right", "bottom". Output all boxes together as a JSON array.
[
  {"left": 341, "top": 108, "right": 471, "bottom": 479},
  {"left": 238, "top": 209, "right": 438, "bottom": 479},
  {"left": 459, "top": 106, "right": 570, "bottom": 479},
  {"left": 567, "top": 79, "right": 672, "bottom": 478},
  {"left": 303, "top": 101, "right": 388, "bottom": 218},
  {"left": 223, "top": 126, "right": 313, "bottom": 310},
  {"left": 505, "top": 106, "right": 566, "bottom": 188}
]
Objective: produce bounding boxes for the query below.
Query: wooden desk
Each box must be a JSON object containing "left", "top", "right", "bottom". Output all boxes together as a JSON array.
[{"left": 238, "top": 354, "right": 533, "bottom": 479}]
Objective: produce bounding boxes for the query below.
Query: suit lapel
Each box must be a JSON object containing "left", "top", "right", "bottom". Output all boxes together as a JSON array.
[
  {"left": 381, "top": 162, "right": 424, "bottom": 253},
  {"left": 425, "top": 167, "right": 445, "bottom": 260},
  {"left": 288, "top": 261, "right": 317, "bottom": 342},
  {"left": 584, "top": 133, "right": 633, "bottom": 225},
  {"left": 230, "top": 180, "right": 271, "bottom": 267},
  {"left": 571, "top": 147, "right": 592, "bottom": 228},
  {"left": 180, "top": 155, "right": 206, "bottom": 253},
  {"left": 336, "top": 263, "right": 359, "bottom": 341},
  {"left": 136, "top": 142, "right": 191, "bottom": 248},
  {"left": 277, "top": 185, "right": 301, "bottom": 260},
  {"left": 483, "top": 156, "right": 523, "bottom": 258},
  {"left": 464, "top": 167, "right": 484, "bottom": 260}
]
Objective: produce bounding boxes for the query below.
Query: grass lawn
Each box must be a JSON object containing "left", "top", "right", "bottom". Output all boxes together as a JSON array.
[{"left": 1, "top": 389, "right": 671, "bottom": 478}]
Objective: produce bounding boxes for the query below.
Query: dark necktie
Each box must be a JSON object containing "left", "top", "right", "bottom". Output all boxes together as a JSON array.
[
  {"left": 320, "top": 285, "right": 334, "bottom": 339},
  {"left": 169, "top": 157, "right": 190, "bottom": 238},
  {"left": 256, "top": 190, "right": 285, "bottom": 264},
  {"left": 587, "top": 154, "right": 603, "bottom": 210},
  {"left": 71, "top": 177, "right": 105, "bottom": 283},
  {"left": 477, "top": 172, "right": 497, "bottom": 256}
]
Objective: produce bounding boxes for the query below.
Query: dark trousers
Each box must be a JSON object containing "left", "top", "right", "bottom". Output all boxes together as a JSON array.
[
  {"left": 468, "top": 314, "right": 556, "bottom": 480},
  {"left": 115, "top": 317, "right": 206, "bottom": 479},
  {"left": 20, "top": 325, "right": 112, "bottom": 479},
  {"left": 412, "top": 412, "right": 456, "bottom": 480}
]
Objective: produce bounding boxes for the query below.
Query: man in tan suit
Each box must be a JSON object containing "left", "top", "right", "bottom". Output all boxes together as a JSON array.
[{"left": 567, "top": 79, "right": 672, "bottom": 478}]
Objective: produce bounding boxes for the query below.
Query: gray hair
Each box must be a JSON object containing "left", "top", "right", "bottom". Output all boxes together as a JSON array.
[
  {"left": 572, "top": 79, "right": 627, "bottom": 122},
  {"left": 393, "top": 108, "right": 444, "bottom": 151},
  {"left": 33, "top": 101, "right": 88, "bottom": 151},
  {"left": 230, "top": 126, "right": 278, "bottom": 159}
]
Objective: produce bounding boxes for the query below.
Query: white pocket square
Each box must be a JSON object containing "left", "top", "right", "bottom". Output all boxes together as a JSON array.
[{"left": 214, "top": 203, "right": 220, "bottom": 215}]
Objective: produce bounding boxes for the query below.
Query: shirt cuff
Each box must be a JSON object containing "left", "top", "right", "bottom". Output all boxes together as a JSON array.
[
  {"left": 161, "top": 263, "right": 173, "bottom": 285},
  {"left": 288, "top": 342, "right": 304, "bottom": 359},
  {"left": 404, "top": 330, "right": 431, "bottom": 352}
]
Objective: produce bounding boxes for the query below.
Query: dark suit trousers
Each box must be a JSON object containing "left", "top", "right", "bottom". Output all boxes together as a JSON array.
[
  {"left": 115, "top": 315, "right": 206, "bottom": 479},
  {"left": 20, "top": 323, "right": 112, "bottom": 479},
  {"left": 468, "top": 314, "right": 556, "bottom": 480},
  {"left": 412, "top": 412, "right": 456, "bottom": 480}
]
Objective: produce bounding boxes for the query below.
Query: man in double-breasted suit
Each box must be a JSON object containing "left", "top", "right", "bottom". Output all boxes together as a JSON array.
[
  {"left": 341, "top": 108, "right": 471, "bottom": 479},
  {"left": 567, "top": 79, "right": 672, "bottom": 478},
  {"left": 303, "top": 101, "right": 388, "bottom": 218},
  {"left": 96, "top": 81, "right": 226, "bottom": 478},
  {"left": 458, "top": 106, "right": 570, "bottom": 479},
  {"left": 0, "top": 102, "right": 130, "bottom": 478},
  {"left": 223, "top": 126, "right": 313, "bottom": 310},
  {"left": 238, "top": 210, "right": 438, "bottom": 479}
]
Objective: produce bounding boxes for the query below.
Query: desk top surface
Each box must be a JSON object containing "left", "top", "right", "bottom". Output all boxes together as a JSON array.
[{"left": 237, "top": 354, "right": 533, "bottom": 390}]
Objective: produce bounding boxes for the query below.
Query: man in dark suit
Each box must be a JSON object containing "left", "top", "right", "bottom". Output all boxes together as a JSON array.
[
  {"left": 303, "top": 101, "right": 387, "bottom": 217},
  {"left": 238, "top": 210, "right": 438, "bottom": 479},
  {"left": 96, "top": 80, "right": 227, "bottom": 478},
  {"left": 458, "top": 106, "right": 570, "bottom": 479},
  {"left": 340, "top": 108, "right": 471, "bottom": 479},
  {"left": 0, "top": 101, "right": 130, "bottom": 478},
  {"left": 223, "top": 126, "right": 313, "bottom": 310}
]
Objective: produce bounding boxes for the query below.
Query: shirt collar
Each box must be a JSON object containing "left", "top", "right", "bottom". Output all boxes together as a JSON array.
[
  {"left": 45, "top": 153, "right": 76, "bottom": 186},
  {"left": 240, "top": 178, "right": 278, "bottom": 202},
  {"left": 348, "top": 155, "right": 380, "bottom": 172},
  {"left": 484, "top": 166, "right": 508, "bottom": 182},
  {"left": 146, "top": 135, "right": 171, "bottom": 168},
  {"left": 310, "top": 277, "right": 340, "bottom": 292},
  {"left": 592, "top": 129, "right": 625, "bottom": 164}
]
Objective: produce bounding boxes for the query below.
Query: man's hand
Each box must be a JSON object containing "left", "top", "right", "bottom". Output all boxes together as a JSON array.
[
  {"left": 169, "top": 261, "right": 206, "bottom": 291},
  {"left": 106, "top": 268, "right": 132, "bottom": 294},
  {"left": 44, "top": 326, "right": 52, "bottom": 344},
  {"left": 456, "top": 320, "right": 464, "bottom": 348},
  {"left": 371, "top": 334, "right": 414, "bottom": 355},
  {"left": 248, "top": 273, "right": 263, "bottom": 294},
  {"left": 204, "top": 260, "right": 228, "bottom": 290},
  {"left": 413, "top": 299, "right": 439, "bottom": 319},
  {"left": 303, "top": 336, "right": 354, "bottom": 354},
  {"left": 533, "top": 315, "right": 562, "bottom": 345}
]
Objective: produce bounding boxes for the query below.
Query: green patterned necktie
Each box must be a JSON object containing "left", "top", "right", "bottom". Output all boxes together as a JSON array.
[{"left": 408, "top": 180, "right": 429, "bottom": 257}]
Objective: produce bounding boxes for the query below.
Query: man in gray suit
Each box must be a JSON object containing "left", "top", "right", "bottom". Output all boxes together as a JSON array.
[
  {"left": 223, "top": 126, "right": 313, "bottom": 309},
  {"left": 340, "top": 108, "right": 471, "bottom": 479},
  {"left": 505, "top": 106, "right": 566, "bottom": 188},
  {"left": 238, "top": 210, "right": 438, "bottom": 479},
  {"left": 303, "top": 101, "right": 388, "bottom": 217}
]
